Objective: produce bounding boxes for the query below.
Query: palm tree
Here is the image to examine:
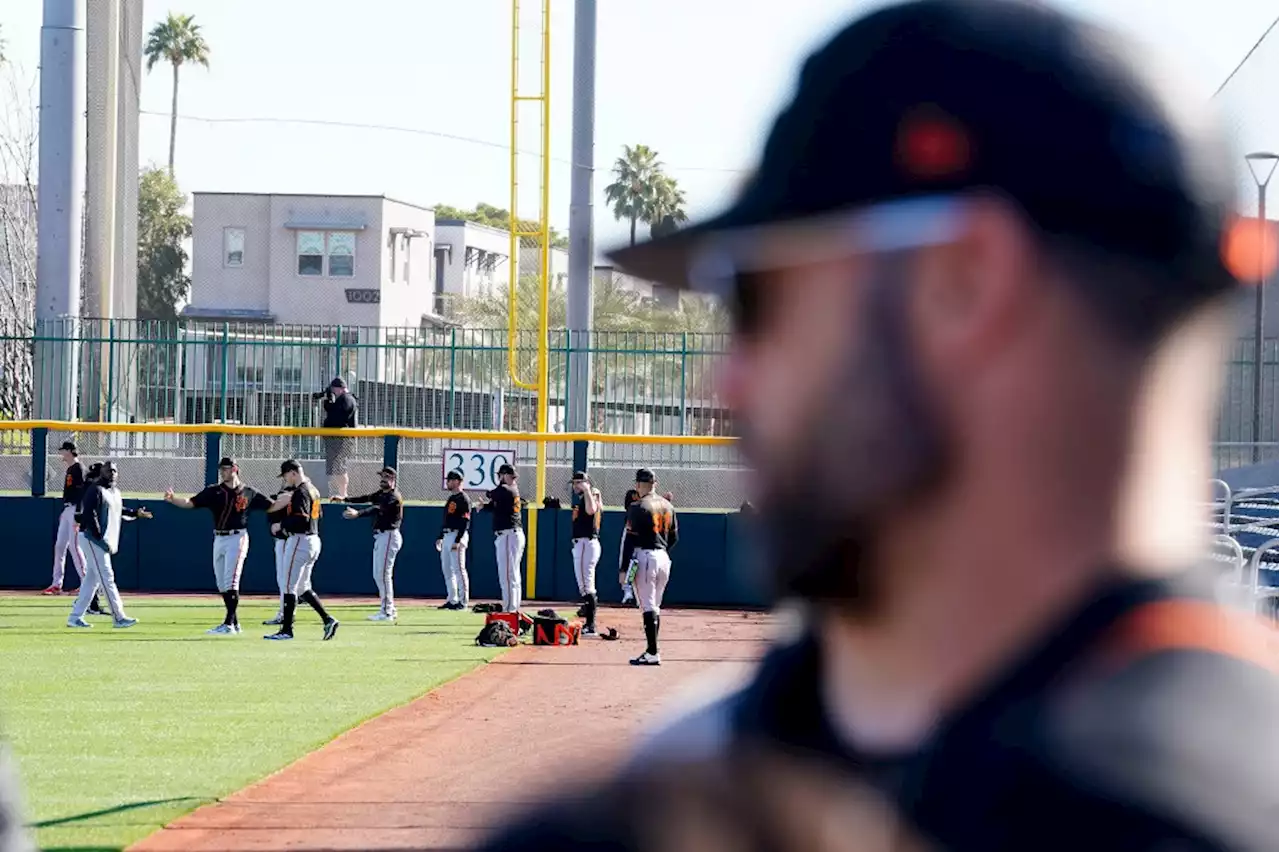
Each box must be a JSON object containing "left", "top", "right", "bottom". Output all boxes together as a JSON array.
[
  {"left": 646, "top": 175, "right": 689, "bottom": 239},
  {"left": 604, "top": 144, "right": 662, "bottom": 246},
  {"left": 144, "top": 13, "right": 211, "bottom": 175}
]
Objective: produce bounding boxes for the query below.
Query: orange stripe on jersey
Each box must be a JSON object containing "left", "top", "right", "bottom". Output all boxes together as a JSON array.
[{"left": 1102, "top": 599, "right": 1278, "bottom": 674}]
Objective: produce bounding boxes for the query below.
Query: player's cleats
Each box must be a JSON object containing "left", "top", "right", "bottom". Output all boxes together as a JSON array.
[
  {"left": 264, "top": 631, "right": 293, "bottom": 641},
  {"left": 42, "top": 585, "right": 62, "bottom": 595},
  {"left": 581, "top": 625, "right": 598, "bottom": 637},
  {"left": 206, "top": 624, "right": 235, "bottom": 635},
  {"left": 436, "top": 601, "right": 454, "bottom": 609},
  {"left": 112, "top": 617, "right": 138, "bottom": 629},
  {"left": 368, "top": 612, "right": 393, "bottom": 621},
  {"left": 630, "top": 651, "right": 661, "bottom": 666},
  {"left": 66, "top": 616, "right": 91, "bottom": 628},
  {"left": 621, "top": 591, "right": 634, "bottom": 605},
  {"left": 446, "top": 602, "right": 466, "bottom": 611},
  {"left": 323, "top": 619, "right": 340, "bottom": 641},
  {"left": 86, "top": 606, "right": 109, "bottom": 616},
  {"left": 263, "top": 615, "right": 283, "bottom": 625}
]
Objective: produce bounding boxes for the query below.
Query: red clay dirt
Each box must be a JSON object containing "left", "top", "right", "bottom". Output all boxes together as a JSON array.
[{"left": 128, "top": 607, "right": 774, "bottom": 852}]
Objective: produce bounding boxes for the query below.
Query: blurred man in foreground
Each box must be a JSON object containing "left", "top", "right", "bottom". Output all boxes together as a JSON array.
[{"left": 475, "top": 1, "right": 1278, "bottom": 849}]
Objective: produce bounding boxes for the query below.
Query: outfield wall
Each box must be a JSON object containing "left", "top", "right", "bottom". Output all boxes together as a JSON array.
[{"left": 0, "top": 498, "right": 769, "bottom": 608}]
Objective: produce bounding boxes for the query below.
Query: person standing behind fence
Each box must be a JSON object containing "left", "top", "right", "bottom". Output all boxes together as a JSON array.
[
  {"left": 437, "top": 470, "right": 472, "bottom": 610},
  {"left": 338, "top": 466, "right": 405, "bottom": 622},
  {"left": 67, "top": 462, "right": 151, "bottom": 629},
  {"left": 44, "top": 441, "right": 87, "bottom": 597},
  {"left": 478, "top": 464, "right": 525, "bottom": 612},
  {"left": 314, "top": 376, "right": 357, "bottom": 499}
]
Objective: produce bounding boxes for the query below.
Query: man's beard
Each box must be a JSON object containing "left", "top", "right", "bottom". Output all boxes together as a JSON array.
[{"left": 745, "top": 259, "right": 948, "bottom": 613}]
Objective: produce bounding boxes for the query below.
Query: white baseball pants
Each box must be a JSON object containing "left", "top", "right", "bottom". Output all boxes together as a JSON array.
[
  {"left": 573, "top": 538, "right": 602, "bottom": 597},
  {"left": 633, "top": 549, "right": 671, "bottom": 615},
  {"left": 273, "top": 538, "right": 287, "bottom": 618},
  {"left": 51, "top": 505, "right": 85, "bottom": 587},
  {"left": 441, "top": 530, "right": 469, "bottom": 605},
  {"left": 495, "top": 528, "right": 526, "bottom": 612},
  {"left": 211, "top": 531, "right": 250, "bottom": 593},
  {"left": 373, "top": 529, "right": 403, "bottom": 616},
  {"left": 71, "top": 535, "right": 126, "bottom": 620},
  {"left": 282, "top": 534, "right": 322, "bottom": 597}
]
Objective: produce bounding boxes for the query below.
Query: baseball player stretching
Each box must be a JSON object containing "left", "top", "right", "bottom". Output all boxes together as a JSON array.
[
  {"left": 266, "top": 460, "right": 339, "bottom": 641},
  {"left": 338, "top": 466, "right": 404, "bottom": 621},
  {"left": 436, "top": 470, "right": 471, "bottom": 610},
  {"left": 569, "top": 471, "right": 603, "bottom": 636},
  {"left": 66, "top": 462, "right": 151, "bottom": 629},
  {"left": 164, "top": 456, "right": 274, "bottom": 635},
  {"left": 617, "top": 488, "right": 640, "bottom": 604},
  {"left": 478, "top": 463, "right": 525, "bottom": 612},
  {"left": 263, "top": 484, "right": 294, "bottom": 626},
  {"left": 44, "top": 441, "right": 88, "bottom": 597},
  {"left": 625, "top": 469, "right": 677, "bottom": 666}
]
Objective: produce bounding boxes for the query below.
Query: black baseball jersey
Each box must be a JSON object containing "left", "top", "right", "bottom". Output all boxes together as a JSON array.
[
  {"left": 282, "top": 482, "right": 322, "bottom": 535},
  {"left": 61, "top": 460, "right": 87, "bottom": 506},
  {"left": 267, "top": 486, "right": 293, "bottom": 540},
  {"left": 343, "top": 488, "right": 404, "bottom": 532},
  {"left": 619, "top": 489, "right": 641, "bottom": 570},
  {"left": 483, "top": 483, "right": 523, "bottom": 533},
  {"left": 440, "top": 492, "right": 472, "bottom": 538},
  {"left": 625, "top": 493, "right": 678, "bottom": 552},
  {"left": 189, "top": 483, "right": 273, "bottom": 531},
  {"left": 571, "top": 490, "right": 601, "bottom": 540}
]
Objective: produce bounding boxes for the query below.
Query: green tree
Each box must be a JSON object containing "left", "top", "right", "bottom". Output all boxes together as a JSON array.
[
  {"left": 136, "top": 167, "right": 191, "bottom": 320},
  {"left": 604, "top": 144, "right": 663, "bottom": 246},
  {"left": 143, "top": 12, "right": 210, "bottom": 175},
  {"left": 433, "top": 202, "right": 569, "bottom": 250},
  {"left": 647, "top": 175, "right": 689, "bottom": 239}
]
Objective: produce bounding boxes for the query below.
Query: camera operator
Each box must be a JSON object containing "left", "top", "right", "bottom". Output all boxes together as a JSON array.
[{"left": 312, "top": 376, "right": 358, "bottom": 499}]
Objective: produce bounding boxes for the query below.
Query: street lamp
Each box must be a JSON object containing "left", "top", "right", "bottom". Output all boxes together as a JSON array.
[{"left": 1245, "top": 152, "right": 1278, "bottom": 463}]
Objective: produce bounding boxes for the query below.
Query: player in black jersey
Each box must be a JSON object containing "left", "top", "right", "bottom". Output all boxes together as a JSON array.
[
  {"left": 436, "top": 470, "right": 472, "bottom": 610},
  {"left": 164, "top": 457, "right": 274, "bottom": 634},
  {"left": 45, "top": 440, "right": 88, "bottom": 596},
  {"left": 263, "top": 484, "right": 294, "bottom": 626},
  {"left": 624, "top": 469, "right": 677, "bottom": 666},
  {"left": 478, "top": 463, "right": 526, "bottom": 612},
  {"left": 338, "top": 466, "right": 405, "bottom": 621},
  {"left": 266, "top": 460, "right": 338, "bottom": 641},
  {"left": 618, "top": 487, "right": 640, "bottom": 604},
  {"left": 569, "top": 471, "right": 603, "bottom": 635}
]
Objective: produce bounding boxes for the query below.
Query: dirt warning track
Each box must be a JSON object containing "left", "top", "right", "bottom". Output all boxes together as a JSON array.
[{"left": 129, "top": 608, "right": 773, "bottom": 852}]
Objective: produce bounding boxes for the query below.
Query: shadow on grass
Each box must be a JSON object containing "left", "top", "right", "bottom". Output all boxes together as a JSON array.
[{"left": 31, "top": 796, "right": 207, "bottom": 828}]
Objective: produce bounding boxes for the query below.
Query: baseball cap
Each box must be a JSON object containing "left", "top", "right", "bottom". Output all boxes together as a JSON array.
[
  {"left": 446, "top": 469, "right": 463, "bottom": 482},
  {"left": 635, "top": 468, "right": 656, "bottom": 484},
  {"left": 218, "top": 456, "right": 237, "bottom": 468},
  {"left": 59, "top": 441, "right": 77, "bottom": 453},
  {"left": 571, "top": 470, "right": 589, "bottom": 482},
  {"left": 330, "top": 377, "right": 347, "bottom": 389},
  {"left": 497, "top": 463, "right": 517, "bottom": 478},
  {"left": 609, "top": 0, "right": 1244, "bottom": 313},
  {"left": 279, "top": 459, "right": 302, "bottom": 476},
  {"left": 379, "top": 466, "right": 397, "bottom": 477}
]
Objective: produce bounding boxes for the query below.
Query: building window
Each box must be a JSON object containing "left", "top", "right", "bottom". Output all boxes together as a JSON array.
[
  {"left": 328, "top": 232, "right": 356, "bottom": 277},
  {"left": 224, "top": 227, "right": 245, "bottom": 267},
  {"left": 297, "top": 231, "right": 324, "bottom": 276}
]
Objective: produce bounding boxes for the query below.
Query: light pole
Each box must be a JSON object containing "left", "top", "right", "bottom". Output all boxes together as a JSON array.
[{"left": 1245, "top": 152, "right": 1278, "bottom": 464}]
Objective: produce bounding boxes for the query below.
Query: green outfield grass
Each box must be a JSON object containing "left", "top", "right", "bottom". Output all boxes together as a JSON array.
[{"left": 0, "top": 595, "right": 506, "bottom": 851}]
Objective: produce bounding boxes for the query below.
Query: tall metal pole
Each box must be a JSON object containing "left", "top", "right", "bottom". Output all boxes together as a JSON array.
[
  {"left": 567, "top": 0, "right": 597, "bottom": 475},
  {"left": 35, "top": 0, "right": 87, "bottom": 421},
  {"left": 1252, "top": 183, "right": 1267, "bottom": 463}
]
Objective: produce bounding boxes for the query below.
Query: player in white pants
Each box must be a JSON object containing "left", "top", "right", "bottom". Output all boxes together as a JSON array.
[
  {"left": 66, "top": 462, "right": 151, "bottom": 629},
  {"left": 266, "top": 460, "right": 339, "bottom": 641},
  {"left": 480, "top": 464, "right": 526, "bottom": 612},
  {"left": 263, "top": 485, "right": 294, "bottom": 626},
  {"left": 437, "top": 470, "right": 472, "bottom": 610},
  {"left": 569, "top": 471, "right": 603, "bottom": 635},
  {"left": 624, "top": 469, "right": 678, "bottom": 666},
  {"left": 45, "top": 441, "right": 88, "bottom": 596},
  {"left": 338, "top": 466, "right": 405, "bottom": 621}
]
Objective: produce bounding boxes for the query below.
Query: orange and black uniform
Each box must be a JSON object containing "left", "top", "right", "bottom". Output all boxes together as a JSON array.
[
  {"left": 625, "top": 494, "right": 678, "bottom": 553},
  {"left": 341, "top": 489, "right": 404, "bottom": 532},
  {"left": 482, "top": 483, "right": 522, "bottom": 533},
  {"left": 439, "top": 491, "right": 472, "bottom": 541},
  {"left": 283, "top": 485, "right": 321, "bottom": 536},
  {"left": 189, "top": 483, "right": 273, "bottom": 532},
  {"left": 61, "top": 460, "right": 88, "bottom": 508}
]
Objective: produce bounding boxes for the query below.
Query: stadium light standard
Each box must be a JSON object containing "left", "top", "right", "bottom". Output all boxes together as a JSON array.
[{"left": 1245, "top": 151, "right": 1278, "bottom": 463}]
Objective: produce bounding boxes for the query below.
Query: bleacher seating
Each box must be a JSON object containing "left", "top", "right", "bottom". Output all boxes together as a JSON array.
[{"left": 1207, "top": 483, "right": 1279, "bottom": 620}]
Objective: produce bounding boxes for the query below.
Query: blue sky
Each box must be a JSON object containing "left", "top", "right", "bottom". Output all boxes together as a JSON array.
[{"left": 3, "top": 0, "right": 1277, "bottom": 252}]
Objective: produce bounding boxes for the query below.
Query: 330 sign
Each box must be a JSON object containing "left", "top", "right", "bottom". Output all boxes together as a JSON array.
[{"left": 442, "top": 447, "right": 516, "bottom": 491}]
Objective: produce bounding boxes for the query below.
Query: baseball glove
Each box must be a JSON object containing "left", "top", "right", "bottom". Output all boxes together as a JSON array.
[{"left": 599, "top": 627, "right": 619, "bottom": 641}]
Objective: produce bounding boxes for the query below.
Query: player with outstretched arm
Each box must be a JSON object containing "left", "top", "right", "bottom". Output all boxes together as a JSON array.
[
  {"left": 436, "top": 470, "right": 472, "bottom": 610},
  {"left": 67, "top": 462, "right": 151, "bottom": 629},
  {"left": 477, "top": 463, "right": 525, "bottom": 613},
  {"left": 163, "top": 456, "right": 274, "bottom": 635},
  {"left": 625, "top": 469, "right": 677, "bottom": 666},
  {"left": 337, "top": 466, "right": 405, "bottom": 622},
  {"left": 265, "top": 460, "right": 339, "bottom": 642}
]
